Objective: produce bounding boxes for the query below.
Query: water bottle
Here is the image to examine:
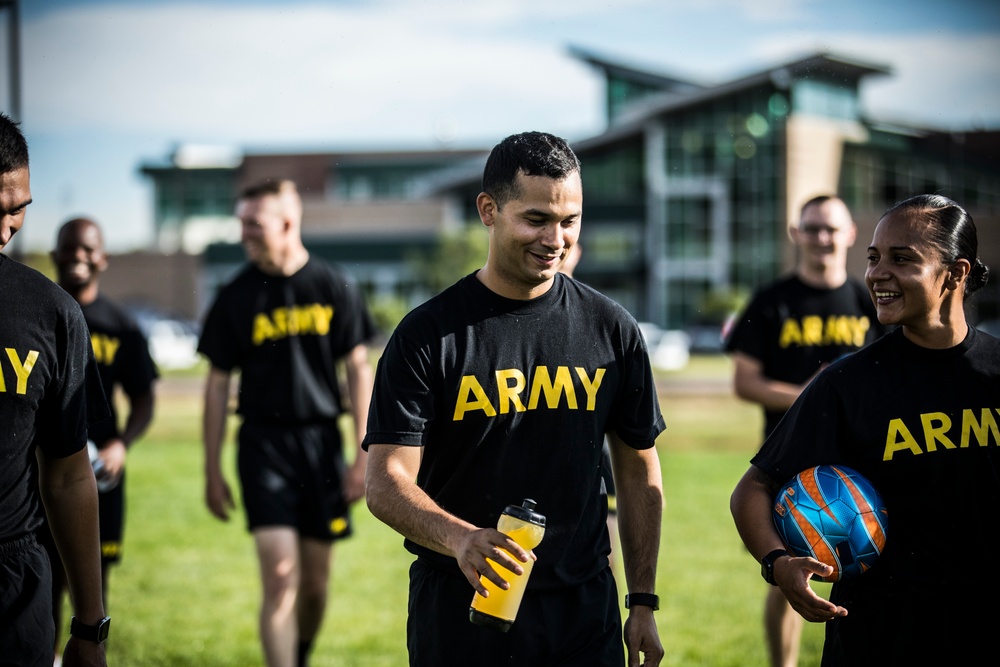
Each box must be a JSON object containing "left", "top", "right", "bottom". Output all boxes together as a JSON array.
[{"left": 469, "top": 499, "right": 546, "bottom": 632}]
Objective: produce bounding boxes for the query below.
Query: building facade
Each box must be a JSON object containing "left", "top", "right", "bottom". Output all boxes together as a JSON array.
[
  {"left": 440, "top": 49, "right": 999, "bottom": 332},
  {"left": 138, "top": 49, "right": 999, "bottom": 334}
]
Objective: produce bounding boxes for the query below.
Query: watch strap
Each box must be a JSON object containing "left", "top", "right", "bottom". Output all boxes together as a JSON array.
[
  {"left": 625, "top": 593, "right": 660, "bottom": 611},
  {"left": 70, "top": 616, "right": 111, "bottom": 644},
  {"left": 761, "top": 548, "right": 790, "bottom": 586}
]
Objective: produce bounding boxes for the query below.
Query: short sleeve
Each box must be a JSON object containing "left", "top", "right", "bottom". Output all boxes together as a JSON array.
[{"left": 36, "top": 303, "right": 110, "bottom": 458}]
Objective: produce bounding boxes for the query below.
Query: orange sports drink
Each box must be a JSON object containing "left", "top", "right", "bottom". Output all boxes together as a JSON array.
[{"left": 469, "top": 499, "right": 546, "bottom": 632}]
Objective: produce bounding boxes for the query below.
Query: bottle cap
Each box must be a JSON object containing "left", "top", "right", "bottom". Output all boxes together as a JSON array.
[{"left": 503, "top": 498, "right": 545, "bottom": 527}]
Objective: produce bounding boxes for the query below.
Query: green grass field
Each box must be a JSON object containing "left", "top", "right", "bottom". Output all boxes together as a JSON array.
[{"left": 94, "top": 355, "right": 831, "bottom": 666}]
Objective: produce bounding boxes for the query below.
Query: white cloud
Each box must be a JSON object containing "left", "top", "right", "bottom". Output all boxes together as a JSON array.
[
  {"left": 747, "top": 29, "right": 1000, "bottom": 128},
  {"left": 24, "top": 3, "right": 602, "bottom": 144},
  {"left": 28, "top": 1, "right": 995, "bottom": 147},
  {"left": 14, "top": 0, "right": 998, "bottom": 254}
]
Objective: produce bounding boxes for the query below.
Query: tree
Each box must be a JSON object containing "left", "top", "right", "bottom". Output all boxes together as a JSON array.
[{"left": 410, "top": 224, "right": 488, "bottom": 295}]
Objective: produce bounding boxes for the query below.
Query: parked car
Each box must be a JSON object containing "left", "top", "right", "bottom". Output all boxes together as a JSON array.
[
  {"left": 977, "top": 318, "right": 1000, "bottom": 337},
  {"left": 129, "top": 307, "right": 201, "bottom": 370},
  {"left": 685, "top": 324, "right": 725, "bottom": 354},
  {"left": 638, "top": 322, "right": 691, "bottom": 371}
]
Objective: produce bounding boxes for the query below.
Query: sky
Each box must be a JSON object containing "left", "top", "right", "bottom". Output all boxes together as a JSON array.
[{"left": 2, "top": 0, "right": 999, "bottom": 252}]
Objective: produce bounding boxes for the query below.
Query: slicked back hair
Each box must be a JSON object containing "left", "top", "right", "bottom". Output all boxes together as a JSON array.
[{"left": 883, "top": 194, "right": 990, "bottom": 296}]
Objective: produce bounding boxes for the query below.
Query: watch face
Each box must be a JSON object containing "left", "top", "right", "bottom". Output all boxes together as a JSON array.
[{"left": 97, "top": 617, "right": 111, "bottom": 642}]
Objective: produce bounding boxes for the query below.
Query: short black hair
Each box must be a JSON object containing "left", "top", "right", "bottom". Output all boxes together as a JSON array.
[
  {"left": 482, "top": 131, "right": 580, "bottom": 208},
  {"left": 800, "top": 194, "right": 838, "bottom": 215},
  {"left": 239, "top": 178, "right": 297, "bottom": 200},
  {"left": 0, "top": 112, "right": 29, "bottom": 174}
]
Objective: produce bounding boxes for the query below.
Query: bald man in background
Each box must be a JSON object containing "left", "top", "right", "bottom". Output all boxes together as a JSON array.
[{"left": 44, "top": 217, "right": 158, "bottom": 665}]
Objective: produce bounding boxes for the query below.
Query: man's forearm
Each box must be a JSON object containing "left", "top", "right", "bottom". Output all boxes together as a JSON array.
[
  {"left": 38, "top": 450, "right": 106, "bottom": 624},
  {"left": 202, "top": 368, "right": 231, "bottom": 472},
  {"left": 344, "top": 344, "right": 374, "bottom": 452},
  {"left": 366, "top": 445, "right": 475, "bottom": 558},
  {"left": 611, "top": 442, "right": 664, "bottom": 595},
  {"left": 120, "top": 389, "right": 155, "bottom": 447}
]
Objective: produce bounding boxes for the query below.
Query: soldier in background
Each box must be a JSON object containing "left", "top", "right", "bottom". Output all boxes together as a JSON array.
[{"left": 45, "top": 216, "right": 158, "bottom": 665}]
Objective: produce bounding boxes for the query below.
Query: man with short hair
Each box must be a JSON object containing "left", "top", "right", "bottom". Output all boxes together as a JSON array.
[
  {"left": 198, "top": 178, "right": 375, "bottom": 667},
  {"left": 43, "top": 216, "right": 158, "bottom": 663},
  {"left": 365, "top": 131, "right": 665, "bottom": 666},
  {"left": 0, "top": 112, "right": 110, "bottom": 666},
  {"left": 724, "top": 195, "right": 886, "bottom": 667}
]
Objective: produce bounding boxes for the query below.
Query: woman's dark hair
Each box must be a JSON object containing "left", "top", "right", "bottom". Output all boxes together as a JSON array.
[
  {"left": 882, "top": 194, "right": 990, "bottom": 296},
  {"left": 482, "top": 131, "right": 580, "bottom": 208}
]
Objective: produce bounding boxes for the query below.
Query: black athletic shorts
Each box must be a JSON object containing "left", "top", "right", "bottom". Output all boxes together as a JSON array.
[
  {"left": 237, "top": 420, "right": 351, "bottom": 541},
  {"left": 0, "top": 534, "right": 55, "bottom": 667},
  {"left": 98, "top": 472, "right": 125, "bottom": 564},
  {"left": 821, "top": 578, "right": 990, "bottom": 665},
  {"left": 407, "top": 559, "right": 623, "bottom": 667}
]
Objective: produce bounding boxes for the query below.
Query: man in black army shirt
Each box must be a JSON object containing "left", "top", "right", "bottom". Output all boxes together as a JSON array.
[
  {"left": 0, "top": 112, "right": 110, "bottom": 666},
  {"left": 199, "top": 178, "right": 375, "bottom": 667}
]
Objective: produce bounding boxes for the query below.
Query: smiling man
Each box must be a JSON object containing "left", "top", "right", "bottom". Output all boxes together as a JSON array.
[
  {"left": 42, "top": 216, "right": 158, "bottom": 664},
  {"left": 364, "top": 131, "right": 666, "bottom": 667},
  {"left": 0, "top": 112, "right": 110, "bottom": 667},
  {"left": 723, "top": 195, "right": 887, "bottom": 667}
]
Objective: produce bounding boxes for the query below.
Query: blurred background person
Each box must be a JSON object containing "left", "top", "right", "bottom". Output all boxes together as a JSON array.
[
  {"left": 723, "top": 195, "right": 886, "bottom": 667},
  {"left": 198, "top": 179, "right": 375, "bottom": 667},
  {"left": 559, "top": 242, "right": 620, "bottom": 574},
  {"left": 43, "top": 216, "right": 158, "bottom": 666}
]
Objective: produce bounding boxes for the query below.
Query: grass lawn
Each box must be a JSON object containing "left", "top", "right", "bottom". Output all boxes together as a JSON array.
[{"left": 93, "top": 355, "right": 830, "bottom": 666}]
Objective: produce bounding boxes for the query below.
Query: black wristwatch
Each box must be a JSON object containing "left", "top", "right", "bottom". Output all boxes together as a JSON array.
[
  {"left": 761, "top": 549, "right": 790, "bottom": 586},
  {"left": 70, "top": 616, "right": 111, "bottom": 644},
  {"left": 624, "top": 593, "right": 660, "bottom": 611}
]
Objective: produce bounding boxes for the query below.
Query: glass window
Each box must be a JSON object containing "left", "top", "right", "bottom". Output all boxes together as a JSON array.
[{"left": 791, "top": 79, "right": 859, "bottom": 121}]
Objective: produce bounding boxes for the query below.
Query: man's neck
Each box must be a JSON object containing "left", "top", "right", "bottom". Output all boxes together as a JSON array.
[
  {"left": 476, "top": 264, "right": 555, "bottom": 301},
  {"left": 256, "top": 245, "right": 310, "bottom": 277},
  {"left": 63, "top": 282, "right": 99, "bottom": 306},
  {"left": 797, "top": 264, "right": 848, "bottom": 290}
]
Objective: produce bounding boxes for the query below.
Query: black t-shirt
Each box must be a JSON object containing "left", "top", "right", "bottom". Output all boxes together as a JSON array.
[
  {"left": 725, "top": 275, "right": 885, "bottom": 436},
  {"left": 752, "top": 326, "right": 1000, "bottom": 659},
  {"left": 82, "top": 294, "right": 159, "bottom": 446},
  {"left": 363, "top": 272, "right": 666, "bottom": 589},
  {"left": 198, "top": 258, "right": 376, "bottom": 423},
  {"left": 0, "top": 255, "right": 109, "bottom": 541}
]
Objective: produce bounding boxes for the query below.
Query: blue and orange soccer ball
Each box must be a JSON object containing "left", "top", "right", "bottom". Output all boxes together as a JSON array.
[{"left": 772, "top": 465, "right": 888, "bottom": 582}]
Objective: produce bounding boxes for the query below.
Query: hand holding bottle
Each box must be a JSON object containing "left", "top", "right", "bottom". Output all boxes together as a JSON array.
[{"left": 469, "top": 499, "right": 546, "bottom": 632}]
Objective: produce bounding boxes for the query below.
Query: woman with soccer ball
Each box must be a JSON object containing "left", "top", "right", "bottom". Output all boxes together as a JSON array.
[{"left": 730, "top": 194, "right": 999, "bottom": 665}]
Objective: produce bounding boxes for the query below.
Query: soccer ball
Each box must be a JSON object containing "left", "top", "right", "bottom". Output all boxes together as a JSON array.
[{"left": 772, "top": 465, "right": 888, "bottom": 582}]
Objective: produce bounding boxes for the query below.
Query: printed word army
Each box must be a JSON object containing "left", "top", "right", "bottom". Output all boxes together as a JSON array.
[
  {"left": 453, "top": 366, "right": 606, "bottom": 420},
  {"left": 0, "top": 348, "right": 38, "bottom": 395},
  {"left": 883, "top": 408, "right": 1000, "bottom": 460}
]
